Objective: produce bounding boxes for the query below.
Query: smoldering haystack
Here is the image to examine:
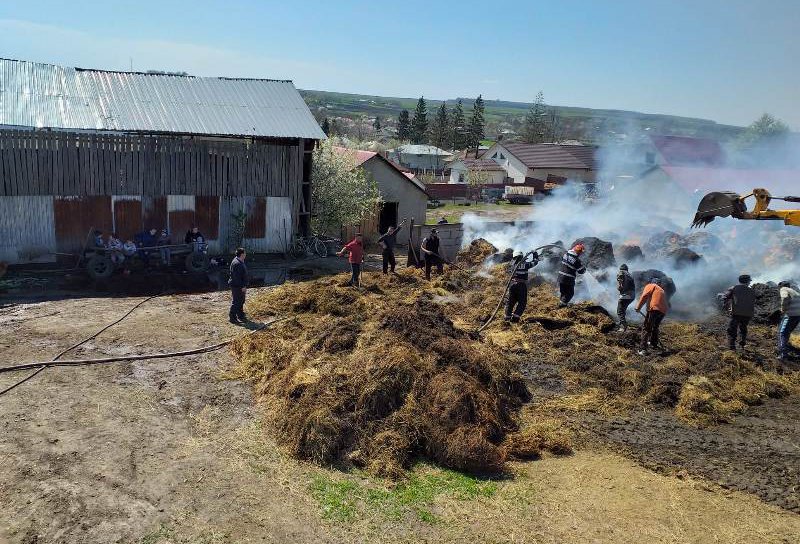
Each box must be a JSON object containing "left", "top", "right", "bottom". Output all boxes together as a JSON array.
[{"left": 230, "top": 272, "right": 532, "bottom": 478}]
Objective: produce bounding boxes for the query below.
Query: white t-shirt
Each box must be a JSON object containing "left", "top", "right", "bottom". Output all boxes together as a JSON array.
[{"left": 779, "top": 286, "right": 800, "bottom": 317}]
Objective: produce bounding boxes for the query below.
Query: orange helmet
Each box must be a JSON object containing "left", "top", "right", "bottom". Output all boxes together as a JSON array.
[{"left": 573, "top": 243, "right": 585, "bottom": 254}]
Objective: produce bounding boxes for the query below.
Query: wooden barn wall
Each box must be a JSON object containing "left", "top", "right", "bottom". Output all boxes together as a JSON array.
[
  {"left": 0, "top": 130, "right": 304, "bottom": 204},
  {"left": 0, "top": 193, "right": 292, "bottom": 263}
]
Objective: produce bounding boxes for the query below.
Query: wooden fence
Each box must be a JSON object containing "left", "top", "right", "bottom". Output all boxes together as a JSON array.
[{"left": 0, "top": 129, "right": 304, "bottom": 198}]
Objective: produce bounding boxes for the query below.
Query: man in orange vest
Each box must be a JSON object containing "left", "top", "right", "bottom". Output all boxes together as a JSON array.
[{"left": 636, "top": 277, "right": 669, "bottom": 355}]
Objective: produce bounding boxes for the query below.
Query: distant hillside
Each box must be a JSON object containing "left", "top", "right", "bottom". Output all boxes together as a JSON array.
[{"left": 299, "top": 89, "right": 745, "bottom": 143}]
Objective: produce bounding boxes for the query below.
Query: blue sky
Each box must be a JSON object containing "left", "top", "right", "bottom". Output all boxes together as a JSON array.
[{"left": 1, "top": 0, "right": 798, "bottom": 128}]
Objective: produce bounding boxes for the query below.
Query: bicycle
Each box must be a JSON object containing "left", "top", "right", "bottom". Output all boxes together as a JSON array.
[{"left": 289, "top": 235, "right": 329, "bottom": 259}]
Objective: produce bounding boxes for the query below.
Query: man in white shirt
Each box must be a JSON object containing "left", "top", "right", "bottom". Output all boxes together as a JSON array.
[{"left": 777, "top": 280, "right": 800, "bottom": 361}]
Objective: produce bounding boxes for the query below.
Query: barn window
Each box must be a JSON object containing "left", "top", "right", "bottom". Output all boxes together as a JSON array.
[
  {"left": 492, "top": 153, "right": 498, "bottom": 159},
  {"left": 500, "top": 153, "right": 505, "bottom": 160}
]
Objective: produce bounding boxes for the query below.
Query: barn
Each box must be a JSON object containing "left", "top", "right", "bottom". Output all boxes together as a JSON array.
[{"left": 0, "top": 58, "right": 325, "bottom": 264}]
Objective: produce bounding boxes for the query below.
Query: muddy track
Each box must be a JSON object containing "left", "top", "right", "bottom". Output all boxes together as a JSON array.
[{"left": 590, "top": 399, "right": 800, "bottom": 513}]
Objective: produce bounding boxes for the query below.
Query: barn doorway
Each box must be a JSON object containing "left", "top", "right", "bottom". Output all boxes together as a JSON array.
[{"left": 378, "top": 202, "right": 399, "bottom": 235}]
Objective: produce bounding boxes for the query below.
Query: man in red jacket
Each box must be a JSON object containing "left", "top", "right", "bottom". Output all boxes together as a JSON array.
[{"left": 337, "top": 233, "right": 364, "bottom": 287}]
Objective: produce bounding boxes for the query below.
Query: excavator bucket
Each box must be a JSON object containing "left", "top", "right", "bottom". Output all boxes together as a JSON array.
[{"left": 691, "top": 191, "right": 746, "bottom": 228}]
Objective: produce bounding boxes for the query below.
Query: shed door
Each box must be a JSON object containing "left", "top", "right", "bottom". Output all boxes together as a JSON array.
[
  {"left": 113, "top": 197, "right": 143, "bottom": 242},
  {"left": 53, "top": 196, "right": 113, "bottom": 257}
]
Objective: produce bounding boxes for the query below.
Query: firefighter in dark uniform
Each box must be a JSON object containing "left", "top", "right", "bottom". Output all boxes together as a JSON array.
[
  {"left": 505, "top": 251, "right": 539, "bottom": 323},
  {"left": 557, "top": 243, "right": 586, "bottom": 305}
]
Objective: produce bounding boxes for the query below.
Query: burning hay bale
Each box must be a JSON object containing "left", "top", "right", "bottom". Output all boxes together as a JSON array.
[
  {"left": 658, "top": 246, "right": 704, "bottom": 269},
  {"left": 571, "top": 237, "right": 616, "bottom": 270},
  {"left": 617, "top": 244, "right": 644, "bottom": 263},
  {"left": 231, "top": 271, "right": 531, "bottom": 477},
  {"left": 632, "top": 269, "right": 677, "bottom": 298}
]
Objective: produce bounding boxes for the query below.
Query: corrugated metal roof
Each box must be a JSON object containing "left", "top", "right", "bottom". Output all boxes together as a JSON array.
[
  {"left": 393, "top": 144, "right": 453, "bottom": 156},
  {"left": 0, "top": 58, "right": 326, "bottom": 139}
]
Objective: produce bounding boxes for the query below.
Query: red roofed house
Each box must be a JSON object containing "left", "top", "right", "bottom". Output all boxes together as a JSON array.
[
  {"left": 647, "top": 135, "right": 726, "bottom": 167},
  {"left": 334, "top": 147, "right": 428, "bottom": 241},
  {"left": 482, "top": 142, "right": 597, "bottom": 184}
]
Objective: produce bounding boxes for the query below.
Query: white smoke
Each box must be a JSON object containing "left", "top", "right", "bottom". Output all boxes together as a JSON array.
[{"left": 461, "top": 138, "right": 800, "bottom": 320}]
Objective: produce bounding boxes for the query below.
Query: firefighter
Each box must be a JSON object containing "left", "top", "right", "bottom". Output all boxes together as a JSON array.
[
  {"left": 721, "top": 274, "right": 755, "bottom": 350},
  {"left": 557, "top": 244, "right": 586, "bottom": 305},
  {"left": 616, "top": 264, "right": 636, "bottom": 332},
  {"left": 636, "top": 277, "right": 669, "bottom": 355},
  {"left": 505, "top": 251, "right": 539, "bottom": 323}
]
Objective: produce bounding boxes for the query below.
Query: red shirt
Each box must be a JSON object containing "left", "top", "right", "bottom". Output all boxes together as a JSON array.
[{"left": 342, "top": 239, "right": 364, "bottom": 264}]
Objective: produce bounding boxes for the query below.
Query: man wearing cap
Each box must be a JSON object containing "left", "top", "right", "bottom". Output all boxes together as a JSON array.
[
  {"left": 721, "top": 274, "right": 755, "bottom": 350},
  {"left": 636, "top": 277, "right": 669, "bottom": 355},
  {"left": 616, "top": 263, "right": 636, "bottom": 332},
  {"left": 557, "top": 244, "right": 586, "bottom": 305},
  {"left": 420, "top": 228, "right": 444, "bottom": 280},
  {"left": 777, "top": 280, "right": 800, "bottom": 361},
  {"left": 505, "top": 251, "right": 539, "bottom": 323}
]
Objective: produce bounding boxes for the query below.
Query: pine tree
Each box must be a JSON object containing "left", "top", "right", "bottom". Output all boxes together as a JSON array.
[
  {"left": 522, "top": 91, "right": 547, "bottom": 144},
  {"left": 430, "top": 103, "right": 449, "bottom": 150},
  {"left": 373, "top": 116, "right": 382, "bottom": 132},
  {"left": 321, "top": 117, "right": 331, "bottom": 136},
  {"left": 411, "top": 96, "right": 429, "bottom": 144},
  {"left": 449, "top": 99, "right": 466, "bottom": 150},
  {"left": 397, "top": 110, "right": 411, "bottom": 141},
  {"left": 467, "top": 94, "right": 486, "bottom": 155}
]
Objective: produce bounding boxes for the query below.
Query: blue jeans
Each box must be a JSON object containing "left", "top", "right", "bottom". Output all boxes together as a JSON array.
[{"left": 778, "top": 315, "right": 800, "bottom": 357}]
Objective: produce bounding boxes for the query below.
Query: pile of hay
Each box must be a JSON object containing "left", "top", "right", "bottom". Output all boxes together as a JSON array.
[
  {"left": 231, "top": 270, "right": 535, "bottom": 477},
  {"left": 231, "top": 255, "right": 800, "bottom": 480}
]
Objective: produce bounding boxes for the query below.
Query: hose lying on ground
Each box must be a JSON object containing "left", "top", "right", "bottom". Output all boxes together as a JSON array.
[
  {"left": 0, "top": 318, "right": 287, "bottom": 377},
  {"left": 0, "top": 294, "right": 160, "bottom": 396}
]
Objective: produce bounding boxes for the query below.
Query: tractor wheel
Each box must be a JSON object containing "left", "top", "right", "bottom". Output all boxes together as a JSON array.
[
  {"left": 87, "top": 255, "right": 114, "bottom": 280},
  {"left": 185, "top": 251, "right": 210, "bottom": 273}
]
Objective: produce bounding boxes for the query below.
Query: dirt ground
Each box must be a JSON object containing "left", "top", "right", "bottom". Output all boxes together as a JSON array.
[{"left": 1, "top": 288, "right": 799, "bottom": 543}]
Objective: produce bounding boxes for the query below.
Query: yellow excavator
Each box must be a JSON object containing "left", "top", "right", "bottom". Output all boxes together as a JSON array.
[{"left": 691, "top": 188, "right": 800, "bottom": 228}]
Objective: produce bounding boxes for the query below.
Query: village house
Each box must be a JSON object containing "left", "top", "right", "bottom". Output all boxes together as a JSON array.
[
  {"left": 334, "top": 148, "right": 428, "bottom": 242},
  {"left": 0, "top": 58, "right": 325, "bottom": 265},
  {"left": 388, "top": 144, "right": 453, "bottom": 171},
  {"left": 483, "top": 142, "right": 597, "bottom": 183},
  {"left": 448, "top": 159, "right": 507, "bottom": 185}
]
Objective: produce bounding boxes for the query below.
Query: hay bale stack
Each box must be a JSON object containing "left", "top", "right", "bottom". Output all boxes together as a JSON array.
[{"left": 232, "top": 270, "right": 530, "bottom": 477}]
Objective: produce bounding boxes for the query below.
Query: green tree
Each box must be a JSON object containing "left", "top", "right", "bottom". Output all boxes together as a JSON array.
[
  {"left": 449, "top": 99, "right": 466, "bottom": 150},
  {"left": 373, "top": 116, "right": 382, "bottom": 132},
  {"left": 411, "top": 96, "right": 429, "bottom": 144},
  {"left": 321, "top": 117, "right": 331, "bottom": 136},
  {"left": 311, "top": 139, "right": 382, "bottom": 236},
  {"left": 739, "top": 113, "right": 790, "bottom": 147},
  {"left": 397, "top": 110, "right": 411, "bottom": 141},
  {"left": 522, "top": 91, "right": 547, "bottom": 144},
  {"left": 467, "top": 94, "right": 486, "bottom": 155},
  {"left": 430, "top": 103, "right": 449, "bottom": 150}
]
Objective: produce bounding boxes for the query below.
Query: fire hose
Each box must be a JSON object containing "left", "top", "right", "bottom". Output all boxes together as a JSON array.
[
  {"left": 0, "top": 293, "right": 288, "bottom": 397},
  {"left": 477, "top": 243, "right": 563, "bottom": 333}
]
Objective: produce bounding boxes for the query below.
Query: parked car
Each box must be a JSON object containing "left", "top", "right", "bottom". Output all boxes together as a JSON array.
[{"left": 427, "top": 199, "right": 443, "bottom": 209}]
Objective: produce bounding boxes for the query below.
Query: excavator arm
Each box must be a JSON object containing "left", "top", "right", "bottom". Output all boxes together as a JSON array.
[{"left": 692, "top": 188, "right": 800, "bottom": 228}]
